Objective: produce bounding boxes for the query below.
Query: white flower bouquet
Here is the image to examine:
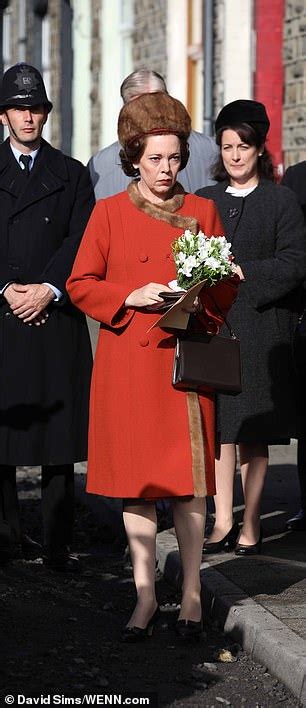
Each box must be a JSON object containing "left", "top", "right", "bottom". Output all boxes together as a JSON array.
[{"left": 171, "top": 229, "right": 234, "bottom": 290}]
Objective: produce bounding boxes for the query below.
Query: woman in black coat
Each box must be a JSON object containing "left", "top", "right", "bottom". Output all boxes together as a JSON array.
[{"left": 196, "top": 100, "right": 306, "bottom": 555}]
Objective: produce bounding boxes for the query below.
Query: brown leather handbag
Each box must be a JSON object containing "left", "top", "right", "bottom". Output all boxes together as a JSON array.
[{"left": 172, "top": 313, "right": 242, "bottom": 395}]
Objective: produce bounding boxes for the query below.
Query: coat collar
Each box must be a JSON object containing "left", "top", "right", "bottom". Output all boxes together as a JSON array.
[
  {"left": 213, "top": 177, "right": 269, "bottom": 198},
  {"left": 127, "top": 180, "right": 199, "bottom": 233},
  {"left": 0, "top": 138, "right": 68, "bottom": 213},
  {"left": 0, "top": 138, "right": 69, "bottom": 180}
]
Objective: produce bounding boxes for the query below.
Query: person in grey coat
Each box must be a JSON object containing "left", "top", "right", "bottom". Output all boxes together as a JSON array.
[
  {"left": 196, "top": 100, "right": 306, "bottom": 556},
  {"left": 88, "top": 69, "right": 218, "bottom": 199}
]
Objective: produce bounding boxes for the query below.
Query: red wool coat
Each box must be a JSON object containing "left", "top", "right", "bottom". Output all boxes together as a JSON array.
[{"left": 67, "top": 189, "right": 237, "bottom": 499}]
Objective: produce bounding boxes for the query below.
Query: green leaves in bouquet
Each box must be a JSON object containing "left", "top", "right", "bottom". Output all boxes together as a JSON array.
[{"left": 171, "top": 230, "right": 233, "bottom": 291}]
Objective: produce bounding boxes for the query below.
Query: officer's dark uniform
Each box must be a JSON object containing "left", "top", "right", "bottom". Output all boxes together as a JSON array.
[{"left": 0, "top": 64, "right": 94, "bottom": 569}]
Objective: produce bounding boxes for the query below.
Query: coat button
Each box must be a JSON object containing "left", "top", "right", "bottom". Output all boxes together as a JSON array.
[
  {"left": 139, "top": 336, "right": 149, "bottom": 347},
  {"left": 44, "top": 216, "right": 51, "bottom": 224},
  {"left": 139, "top": 253, "right": 148, "bottom": 262},
  {"left": 5, "top": 312, "right": 11, "bottom": 318}
]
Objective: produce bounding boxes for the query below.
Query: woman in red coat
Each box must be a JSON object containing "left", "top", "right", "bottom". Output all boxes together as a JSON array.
[{"left": 67, "top": 93, "right": 237, "bottom": 641}]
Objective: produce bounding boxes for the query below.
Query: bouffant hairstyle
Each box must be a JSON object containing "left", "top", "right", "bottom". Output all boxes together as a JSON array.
[
  {"left": 119, "top": 135, "right": 190, "bottom": 177},
  {"left": 118, "top": 92, "right": 191, "bottom": 176},
  {"left": 213, "top": 123, "right": 275, "bottom": 182}
]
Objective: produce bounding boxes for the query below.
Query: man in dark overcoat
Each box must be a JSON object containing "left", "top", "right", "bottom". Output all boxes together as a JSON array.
[{"left": 0, "top": 63, "right": 94, "bottom": 570}]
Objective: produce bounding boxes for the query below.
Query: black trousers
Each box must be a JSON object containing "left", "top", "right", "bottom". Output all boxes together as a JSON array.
[{"left": 0, "top": 464, "right": 74, "bottom": 554}]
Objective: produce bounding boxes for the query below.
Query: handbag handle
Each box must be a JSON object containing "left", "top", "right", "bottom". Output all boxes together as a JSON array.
[{"left": 204, "top": 290, "right": 238, "bottom": 339}]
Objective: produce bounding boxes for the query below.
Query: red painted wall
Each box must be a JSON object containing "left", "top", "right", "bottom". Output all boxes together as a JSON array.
[{"left": 254, "top": 0, "right": 284, "bottom": 175}]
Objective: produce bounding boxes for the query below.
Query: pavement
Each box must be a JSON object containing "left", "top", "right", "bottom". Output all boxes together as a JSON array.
[{"left": 75, "top": 440, "right": 306, "bottom": 707}]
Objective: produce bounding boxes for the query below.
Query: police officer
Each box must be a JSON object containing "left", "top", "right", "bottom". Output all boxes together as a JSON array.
[{"left": 0, "top": 63, "right": 94, "bottom": 570}]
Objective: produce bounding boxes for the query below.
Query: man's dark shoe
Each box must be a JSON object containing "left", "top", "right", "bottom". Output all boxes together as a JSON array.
[
  {"left": 6, "top": 535, "right": 43, "bottom": 562},
  {"left": 21, "top": 534, "right": 43, "bottom": 560},
  {"left": 43, "top": 551, "right": 82, "bottom": 573},
  {"left": 0, "top": 524, "right": 12, "bottom": 564},
  {"left": 0, "top": 547, "right": 12, "bottom": 566},
  {"left": 286, "top": 509, "right": 306, "bottom": 531}
]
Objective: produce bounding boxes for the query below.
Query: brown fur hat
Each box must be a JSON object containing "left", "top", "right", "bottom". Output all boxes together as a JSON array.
[{"left": 117, "top": 92, "right": 191, "bottom": 147}]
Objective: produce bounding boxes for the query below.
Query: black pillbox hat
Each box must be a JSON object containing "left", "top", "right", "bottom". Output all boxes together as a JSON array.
[{"left": 215, "top": 99, "right": 270, "bottom": 139}]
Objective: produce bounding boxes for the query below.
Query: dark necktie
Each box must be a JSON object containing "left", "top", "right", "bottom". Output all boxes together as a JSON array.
[{"left": 19, "top": 154, "right": 32, "bottom": 176}]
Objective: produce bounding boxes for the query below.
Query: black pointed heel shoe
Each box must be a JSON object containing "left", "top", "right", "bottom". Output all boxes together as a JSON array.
[
  {"left": 202, "top": 521, "right": 240, "bottom": 554},
  {"left": 121, "top": 606, "right": 160, "bottom": 643},
  {"left": 234, "top": 529, "right": 263, "bottom": 556},
  {"left": 175, "top": 618, "right": 203, "bottom": 641}
]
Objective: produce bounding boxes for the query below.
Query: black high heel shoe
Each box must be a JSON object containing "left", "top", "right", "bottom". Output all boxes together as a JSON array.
[
  {"left": 121, "top": 606, "right": 160, "bottom": 643},
  {"left": 202, "top": 521, "right": 240, "bottom": 554},
  {"left": 235, "top": 528, "right": 263, "bottom": 556},
  {"left": 175, "top": 618, "right": 202, "bottom": 641}
]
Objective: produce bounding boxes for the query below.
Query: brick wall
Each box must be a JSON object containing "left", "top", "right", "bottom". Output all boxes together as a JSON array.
[
  {"left": 90, "top": 0, "right": 102, "bottom": 155},
  {"left": 212, "top": 0, "right": 225, "bottom": 118},
  {"left": 48, "top": 0, "right": 61, "bottom": 149},
  {"left": 133, "top": 0, "right": 167, "bottom": 78},
  {"left": 283, "top": 1, "right": 306, "bottom": 166},
  {"left": 5, "top": 0, "right": 25, "bottom": 65},
  {"left": 25, "top": 1, "right": 35, "bottom": 67}
]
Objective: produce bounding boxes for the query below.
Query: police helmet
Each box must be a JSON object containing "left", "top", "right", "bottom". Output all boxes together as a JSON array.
[{"left": 0, "top": 63, "right": 53, "bottom": 112}]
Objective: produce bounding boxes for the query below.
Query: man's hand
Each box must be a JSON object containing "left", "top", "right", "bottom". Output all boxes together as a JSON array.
[
  {"left": 27, "top": 310, "right": 49, "bottom": 326},
  {"left": 3, "top": 283, "right": 26, "bottom": 310},
  {"left": 7, "top": 283, "right": 54, "bottom": 322}
]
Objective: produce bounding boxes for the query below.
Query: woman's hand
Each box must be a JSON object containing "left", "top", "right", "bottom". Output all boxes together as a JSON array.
[
  {"left": 232, "top": 264, "right": 245, "bottom": 280},
  {"left": 182, "top": 296, "right": 203, "bottom": 314},
  {"left": 125, "top": 283, "right": 173, "bottom": 308}
]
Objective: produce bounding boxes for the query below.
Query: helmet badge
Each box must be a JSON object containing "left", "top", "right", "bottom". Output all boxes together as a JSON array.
[{"left": 14, "top": 67, "right": 39, "bottom": 94}]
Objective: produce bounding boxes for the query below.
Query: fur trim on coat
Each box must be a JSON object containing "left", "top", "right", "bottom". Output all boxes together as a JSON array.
[{"left": 127, "top": 181, "right": 199, "bottom": 233}]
